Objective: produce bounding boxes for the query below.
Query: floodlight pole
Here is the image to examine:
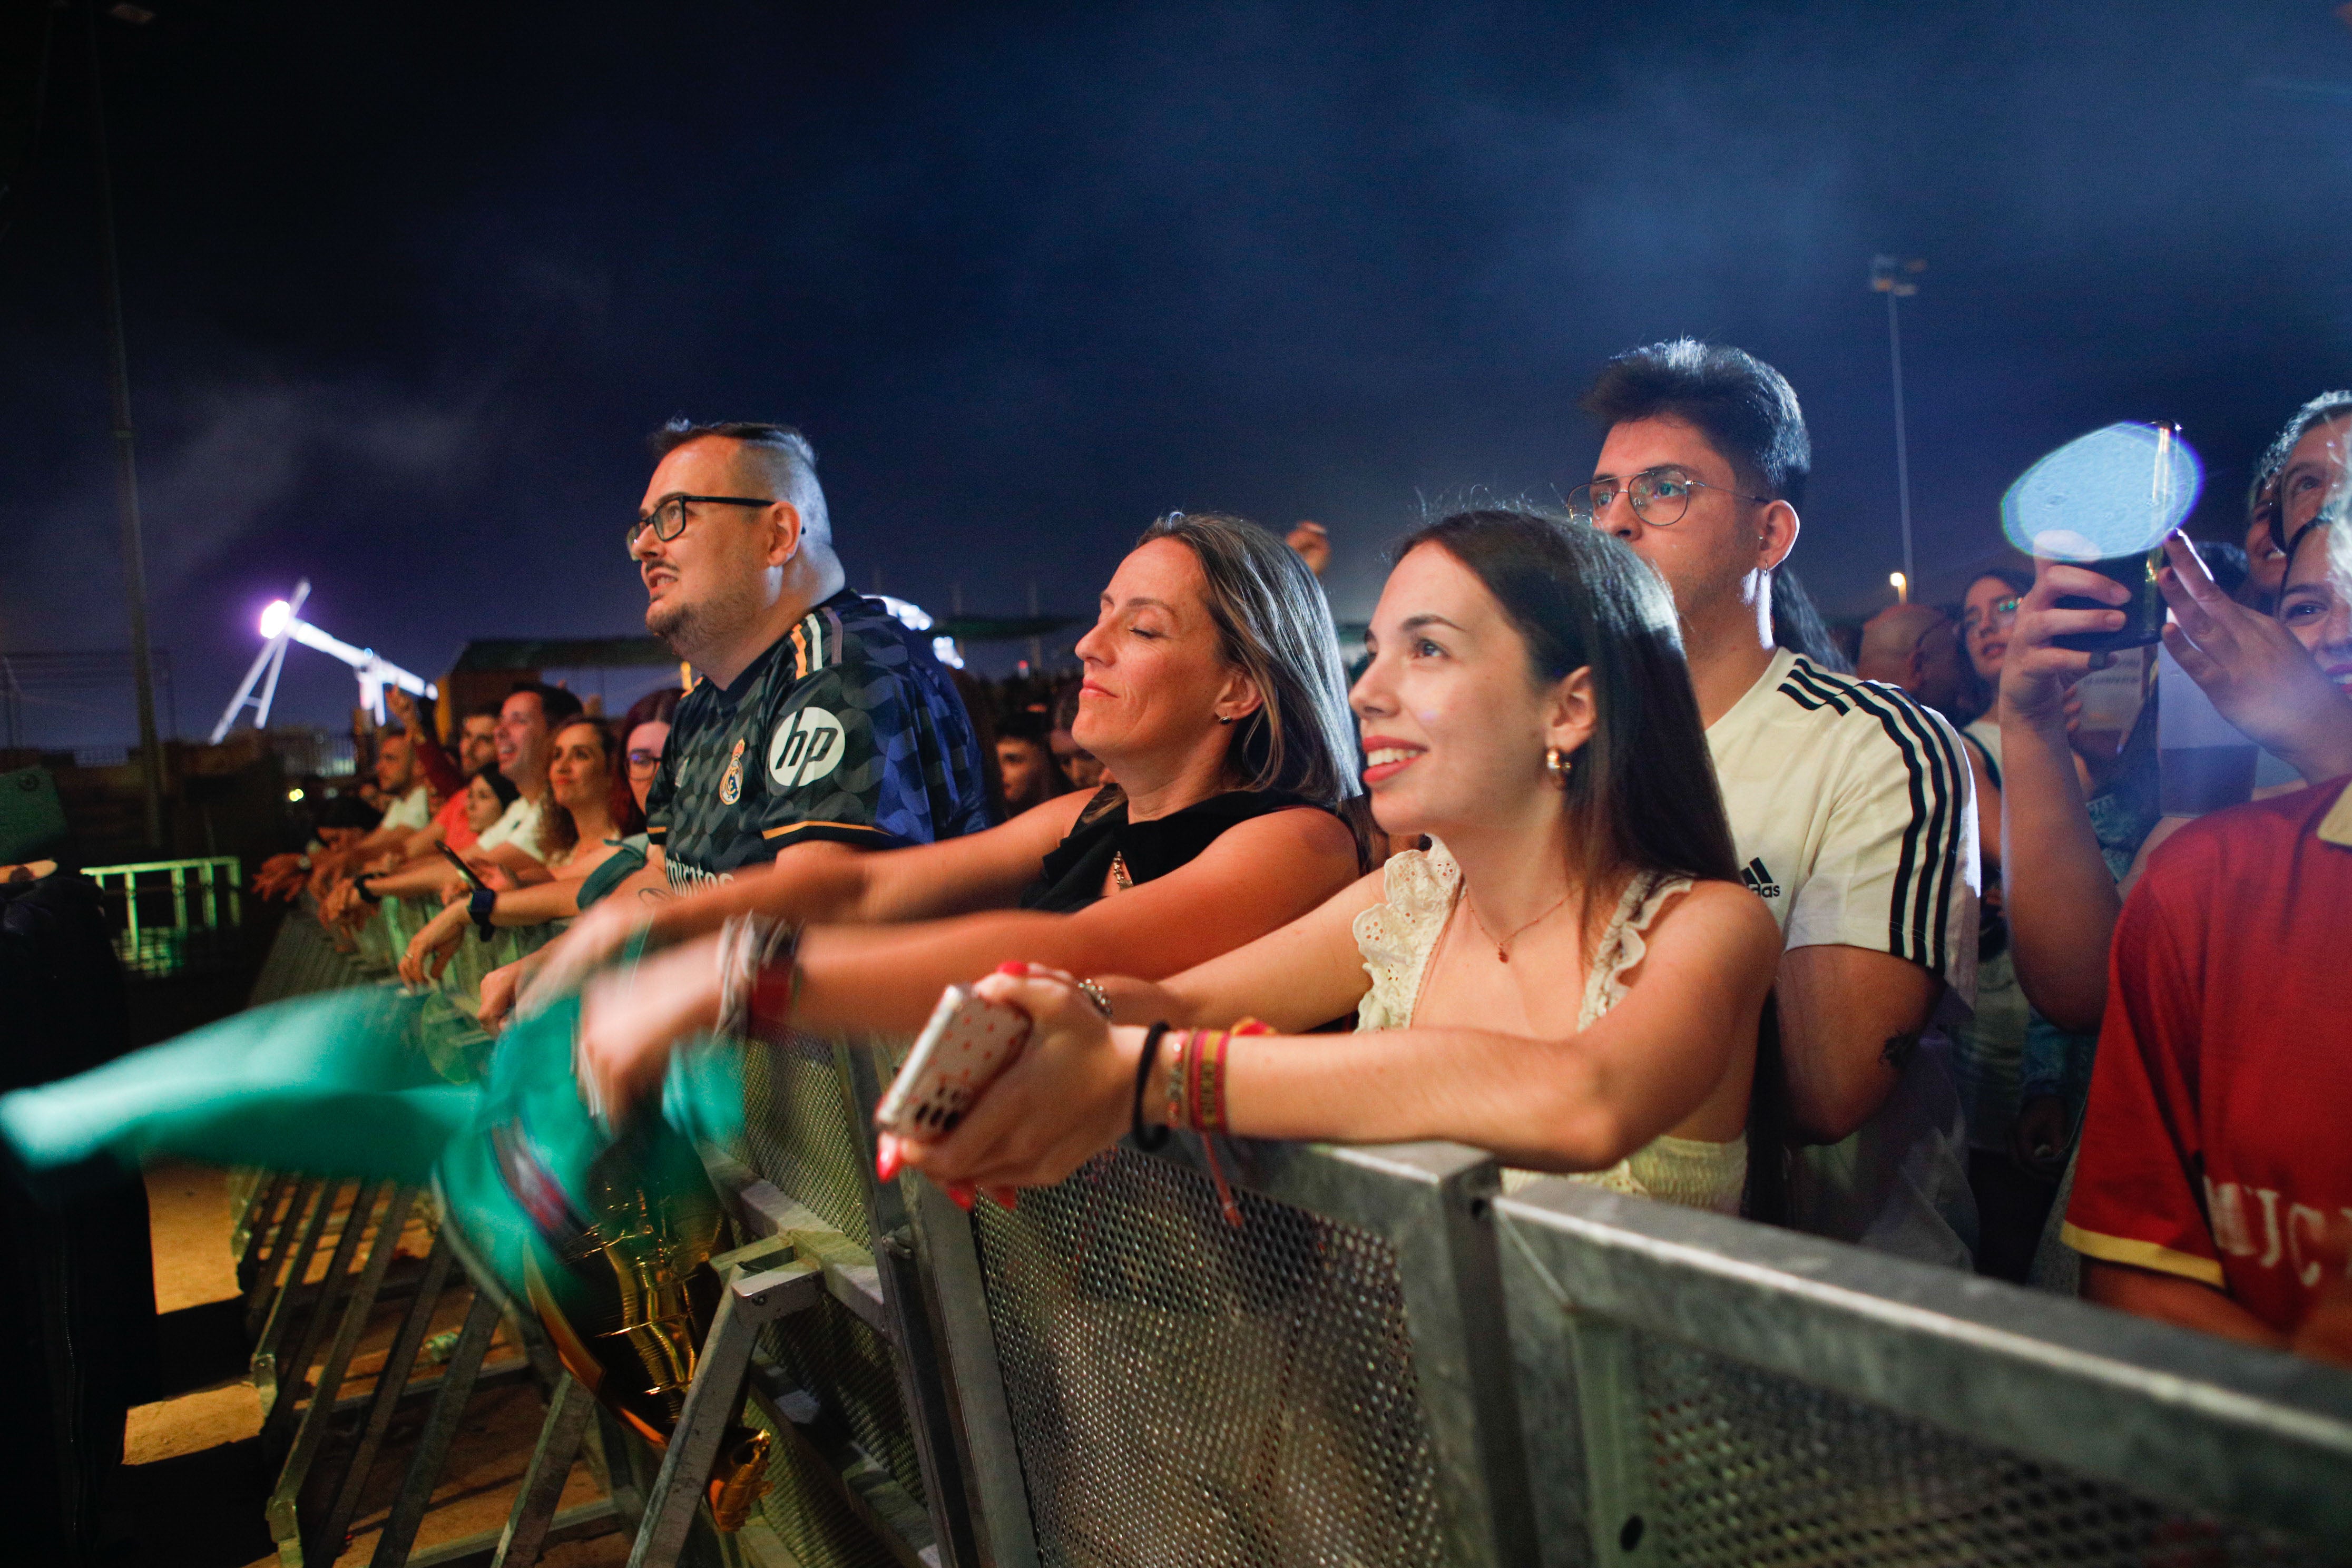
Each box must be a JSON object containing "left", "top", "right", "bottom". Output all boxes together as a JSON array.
[
  {"left": 88, "top": 4, "right": 164, "bottom": 846},
  {"left": 1871, "top": 255, "right": 1925, "bottom": 594}
]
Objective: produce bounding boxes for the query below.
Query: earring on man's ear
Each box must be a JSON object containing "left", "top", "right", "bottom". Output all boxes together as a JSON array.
[{"left": 1545, "top": 746, "right": 1574, "bottom": 782}]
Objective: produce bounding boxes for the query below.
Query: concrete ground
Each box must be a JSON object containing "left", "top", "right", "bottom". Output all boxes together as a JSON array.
[{"left": 119, "top": 1161, "right": 629, "bottom": 1568}]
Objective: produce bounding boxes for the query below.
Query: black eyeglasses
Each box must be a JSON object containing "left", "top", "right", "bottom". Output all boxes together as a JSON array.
[
  {"left": 625, "top": 749, "right": 663, "bottom": 775},
  {"left": 1566, "top": 466, "right": 1767, "bottom": 527},
  {"left": 625, "top": 493, "right": 776, "bottom": 550}
]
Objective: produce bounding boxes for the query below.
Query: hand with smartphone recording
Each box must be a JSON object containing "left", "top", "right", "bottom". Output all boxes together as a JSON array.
[{"left": 2002, "top": 556, "right": 2141, "bottom": 734}]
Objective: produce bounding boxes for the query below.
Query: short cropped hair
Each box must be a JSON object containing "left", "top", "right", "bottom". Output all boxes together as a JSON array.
[
  {"left": 508, "top": 680, "right": 584, "bottom": 729},
  {"left": 1580, "top": 339, "right": 1812, "bottom": 513},
  {"left": 650, "top": 418, "right": 830, "bottom": 543}
]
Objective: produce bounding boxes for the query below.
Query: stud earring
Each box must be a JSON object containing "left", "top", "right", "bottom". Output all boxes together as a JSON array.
[{"left": 1545, "top": 746, "right": 1574, "bottom": 782}]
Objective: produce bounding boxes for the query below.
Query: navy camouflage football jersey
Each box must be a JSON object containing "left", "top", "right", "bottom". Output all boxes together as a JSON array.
[{"left": 645, "top": 589, "right": 990, "bottom": 890}]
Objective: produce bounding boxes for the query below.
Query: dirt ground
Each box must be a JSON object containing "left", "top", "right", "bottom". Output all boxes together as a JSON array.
[{"left": 116, "top": 1161, "right": 629, "bottom": 1568}]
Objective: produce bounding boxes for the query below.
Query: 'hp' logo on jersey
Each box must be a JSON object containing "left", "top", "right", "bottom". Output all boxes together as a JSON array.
[{"left": 768, "top": 706, "right": 846, "bottom": 789}]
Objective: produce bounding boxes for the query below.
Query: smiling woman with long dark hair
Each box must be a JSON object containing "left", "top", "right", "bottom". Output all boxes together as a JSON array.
[{"left": 884, "top": 507, "right": 1783, "bottom": 1213}]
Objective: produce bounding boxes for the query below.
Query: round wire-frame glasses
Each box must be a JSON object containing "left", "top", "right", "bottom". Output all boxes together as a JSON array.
[{"left": 1565, "top": 465, "right": 1766, "bottom": 527}]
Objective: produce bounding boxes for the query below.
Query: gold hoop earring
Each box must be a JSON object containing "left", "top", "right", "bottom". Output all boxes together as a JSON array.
[{"left": 1545, "top": 746, "right": 1574, "bottom": 782}]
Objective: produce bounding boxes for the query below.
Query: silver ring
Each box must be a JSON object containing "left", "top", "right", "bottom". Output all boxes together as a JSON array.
[{"left": 1075, "top": 978, "right": 1114, "bottom": 1020}]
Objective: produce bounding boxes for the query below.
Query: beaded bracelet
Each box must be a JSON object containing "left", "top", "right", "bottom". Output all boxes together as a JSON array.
[{"left": 1132, "top": 1023, "right": 1172, "bottom": 1151}]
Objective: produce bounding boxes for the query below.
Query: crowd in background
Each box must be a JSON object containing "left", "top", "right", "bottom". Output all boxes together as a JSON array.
[{"left": 213, "top": 357, "right": 2352, "bottom": 1373}]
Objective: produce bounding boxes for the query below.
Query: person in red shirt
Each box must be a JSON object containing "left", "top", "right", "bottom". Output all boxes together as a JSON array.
[{"left": 2064, "top": 768, "right": 2352, "bottom": 1353}]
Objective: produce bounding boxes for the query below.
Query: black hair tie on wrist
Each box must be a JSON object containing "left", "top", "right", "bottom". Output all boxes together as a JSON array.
[{"left": 1132, "top": 1023, "right": 1171, "bottom": 1152}]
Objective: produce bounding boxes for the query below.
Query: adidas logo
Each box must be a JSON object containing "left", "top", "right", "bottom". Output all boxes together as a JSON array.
[{"left": 1740, "top": 857, "right": 1782, "bottom": 899}]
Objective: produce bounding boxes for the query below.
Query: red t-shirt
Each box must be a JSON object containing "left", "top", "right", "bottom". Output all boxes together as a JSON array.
[
  {"left": 2063, "top": 777, "right": 2352, "bottom": 1333},
  {"left": 435, "top": 788, "right": 480, "bottom": 852}
]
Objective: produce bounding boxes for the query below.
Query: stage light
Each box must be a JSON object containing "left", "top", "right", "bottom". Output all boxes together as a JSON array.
[
  {"left": 214, "top": 579, "right": 438, "bottom": 740},
  {"left": 287, "top": 787, "right": 305, "bottom": 802}
]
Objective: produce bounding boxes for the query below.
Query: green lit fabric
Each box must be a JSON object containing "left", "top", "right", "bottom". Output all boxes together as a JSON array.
[{"left": 0, "top": 979, "right": 745, "bottom": 1311}]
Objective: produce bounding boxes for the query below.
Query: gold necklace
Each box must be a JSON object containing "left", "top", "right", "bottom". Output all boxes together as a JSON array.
[{"left": 1461, "top": 889, "right": 1571, "bottom": 963}]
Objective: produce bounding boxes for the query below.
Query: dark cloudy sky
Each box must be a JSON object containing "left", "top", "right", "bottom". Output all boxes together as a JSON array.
[{"left": 4, "top": 0, "right": 2350, "bottom": 744}]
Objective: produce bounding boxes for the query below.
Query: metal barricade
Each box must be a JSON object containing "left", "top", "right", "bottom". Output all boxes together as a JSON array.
[
  {"left": 1493, "top": 1178, "right": 2352, "bottom": 1567},
  {"left": 85, "top": 854, "right": 243, "bottom": 977},
  {"left": 247, "top": 894, "right": 376, "bottom": 1006},
  {"left": 207, "top": 915, "right": 2352, "bottom": 1566}
]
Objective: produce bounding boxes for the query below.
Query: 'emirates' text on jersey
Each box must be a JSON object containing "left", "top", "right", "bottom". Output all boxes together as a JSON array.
[{"left": 645, "top": 590, "right": 990, "bottom": 890}]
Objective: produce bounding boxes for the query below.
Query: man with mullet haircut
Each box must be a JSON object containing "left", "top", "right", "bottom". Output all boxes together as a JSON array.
[{"left": 1576, "top": 339, "right": 1981, "bottom": 1267}]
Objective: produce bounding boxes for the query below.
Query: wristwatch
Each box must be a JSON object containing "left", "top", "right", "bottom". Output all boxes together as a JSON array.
[{"left": 354, "top": 876, "right": 382, "bottom": 904}]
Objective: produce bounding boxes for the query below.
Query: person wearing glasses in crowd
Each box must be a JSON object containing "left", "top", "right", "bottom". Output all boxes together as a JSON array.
[
  {"left": 1942, "top": 566, "right": 2070, "bottom": 1279},
  {"left": 475, "top": 419, "right": 991, "bottom": 1027},
  {"left": 1574, "top": 339, "right": 1981, "bottom": 1268},
  {"left": 2242, "top": 393, "right": 2349, "bottom": 614},
  {"left": 558, "top": 511, "right": 1374, "bottom": 1091}
]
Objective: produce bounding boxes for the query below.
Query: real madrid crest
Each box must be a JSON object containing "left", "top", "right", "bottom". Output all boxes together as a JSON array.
[{"left": 719, "top": 737, "right": 746, "bottom": 805}]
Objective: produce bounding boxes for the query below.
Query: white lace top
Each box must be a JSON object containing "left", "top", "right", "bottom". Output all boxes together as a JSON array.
[{"left": 1353, "top": 839, "right": 1748, "bottom": 1214}]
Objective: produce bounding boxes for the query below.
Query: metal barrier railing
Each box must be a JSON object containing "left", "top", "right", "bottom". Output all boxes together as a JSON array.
[
  {"left": 222, "top": 905, "right": 2352, "bottom": 1567},
  {"left": 1494, "top": 1178, "right": 2352, "bottom": 1567},
  {"left": 85, "top": 855, "right": 243, "bottom": 977}
]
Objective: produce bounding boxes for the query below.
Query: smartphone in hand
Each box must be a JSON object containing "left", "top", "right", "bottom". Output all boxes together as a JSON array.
[
  {"left": 437, "top": 842, "right": 491, "bottom": 893},
  {"left": 875, "top": 984, "right": 1032, "bottom": 1138}
]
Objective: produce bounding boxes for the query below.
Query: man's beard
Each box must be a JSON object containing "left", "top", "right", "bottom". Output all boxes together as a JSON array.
[{"left": 648, "top": 577, "right": 760, "bottom": 663}]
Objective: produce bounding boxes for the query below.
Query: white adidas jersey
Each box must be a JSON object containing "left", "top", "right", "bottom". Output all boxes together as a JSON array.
[
  {"left": 1708, "top": 647, "right": 1983, "bottom": 1268},
  {"left": 1707, "top": 648, "right": 1979, "bottom": 1005}
]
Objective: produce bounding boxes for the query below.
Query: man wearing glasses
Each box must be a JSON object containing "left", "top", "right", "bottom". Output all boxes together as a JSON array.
[
  {"left": 2246, "top": 391, "right": 2352, "bottom": 614},
  {"left": 488, "top": 419, "right": 988, "bottom": 1024},
  {"left": 1574, "top": 339, "right": 1981, "bottom": 1268}
]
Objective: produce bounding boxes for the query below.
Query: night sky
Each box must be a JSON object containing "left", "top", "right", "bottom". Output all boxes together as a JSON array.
[{"left": 5, "top": 1, "right": 2350, "bottom": 745}]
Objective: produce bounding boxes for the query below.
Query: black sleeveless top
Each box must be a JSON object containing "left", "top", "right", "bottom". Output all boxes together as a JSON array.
[{"left": 1018, "top": 786, "right": 1326, "bottom": 914}]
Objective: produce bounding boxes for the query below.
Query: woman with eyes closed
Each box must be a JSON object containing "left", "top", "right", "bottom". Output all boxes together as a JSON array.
[
  {"left": 564, "top": 513, "right": 1371, "bottom": 1105},
  {"left": 881, "top": 508, "right": 1785, "bottom": 1214}
]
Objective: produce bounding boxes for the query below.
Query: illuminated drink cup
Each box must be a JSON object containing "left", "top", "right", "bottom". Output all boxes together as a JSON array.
[{"left": 2001, "top": 423, "right": 2204, "bottom": 654}]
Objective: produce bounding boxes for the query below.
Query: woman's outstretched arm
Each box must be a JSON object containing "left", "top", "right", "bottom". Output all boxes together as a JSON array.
[
  {"left": 897, "top": 879, "right": 1779, "bottom": 1190},
  {"left": 528, "top": 793, "right": 1088, "bottom": 1007},
  {"left": 572, "top": 807, "right": 1368, "bottom": 1109}
]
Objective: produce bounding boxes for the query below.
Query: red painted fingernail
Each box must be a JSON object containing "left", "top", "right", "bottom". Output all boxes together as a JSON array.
[
  {"left": 949, "top": 1184, "right": 975, "bottom": 1211},
  {"left": 875, "top": 1135, "right": 902, "bottom": 1182},
  {"left": 987, "top": 1185, "right": 1018, "bottom": 1210},
  {"left": 995, "top": 960, "right": 1028, "bottom": 976}
]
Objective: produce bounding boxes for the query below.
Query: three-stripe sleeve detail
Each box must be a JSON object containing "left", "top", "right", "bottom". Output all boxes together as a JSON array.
[{"left": 1777, "top": 660, "right": 1967, "bottom": 972}]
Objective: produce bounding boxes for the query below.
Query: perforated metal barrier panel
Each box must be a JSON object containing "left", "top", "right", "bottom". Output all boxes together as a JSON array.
[
  {"left": 1495, "top": 1181, "right": 2352, "bottom": 1568},
  {"left": 1624, "top": 1335, "right": 2309, "bottom": 1567},
  {"left": 222, "top": 912, "right": 2352, "bottom": 1568},
  {"left": 737, "top": 1032, "right": 930, "bottom": 1567},
  {"left": 972, "top": 1146, "right": 1448, "bottom": 1568}
]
